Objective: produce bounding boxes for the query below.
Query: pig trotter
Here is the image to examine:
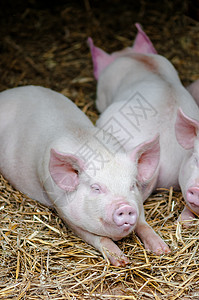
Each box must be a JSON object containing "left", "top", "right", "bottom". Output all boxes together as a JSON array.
[
  {"left": 177, "top": 206, "right": 197, "bottom": 227},
  {"left": 70, "top": 225, "right": 129, "bottom": 266},
  {"left": 135, "top": 222, "right": 171, "bottom": 254},
  {"left": 100, "top": 237, "right": 129, "bottom": 266}
]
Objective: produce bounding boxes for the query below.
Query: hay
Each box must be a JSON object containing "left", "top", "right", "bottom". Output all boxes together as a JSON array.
[
  {"left": 0, "top": 0, "right": 199, "bottom": 299},
  {"left": 1, "top": 177, "right": 199, "bottom": 299}
]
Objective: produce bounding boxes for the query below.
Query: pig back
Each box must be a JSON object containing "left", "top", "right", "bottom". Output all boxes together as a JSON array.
[
  {"left": 0, "top": 85, "right": 93, "bottom": 204},
  {"left": 96, "top": 78, "right": 199, "bottom": 190}
]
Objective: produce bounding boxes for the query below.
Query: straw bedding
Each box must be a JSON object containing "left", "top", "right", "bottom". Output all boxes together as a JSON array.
[{"left": 0, "top": 0, "right": 199, "bottom": 299}]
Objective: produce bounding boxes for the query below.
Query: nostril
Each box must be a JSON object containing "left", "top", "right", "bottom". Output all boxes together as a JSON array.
[
  {"left": 113, "top": 204, "right": 137, "bottom": 227},
  {"left": 187, "top": 187, "right": 199, "bottom": 206}
]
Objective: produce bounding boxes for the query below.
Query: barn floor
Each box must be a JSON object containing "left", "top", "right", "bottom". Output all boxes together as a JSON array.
[{"left": 0, "top": 0, "right": 199, "bottom": 299}]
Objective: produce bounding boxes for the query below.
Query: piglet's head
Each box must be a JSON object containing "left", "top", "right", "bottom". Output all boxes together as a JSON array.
[
  {"left": 175, "top": 108, "right": 199, "bottom": 216},
  {"left": 48, "top": 135, "right": 160, "bottom": 241},
  {"left": 88, "top": 23, "right": 157, "bottom": 80}
]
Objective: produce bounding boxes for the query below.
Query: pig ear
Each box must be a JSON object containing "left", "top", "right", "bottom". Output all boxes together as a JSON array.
[
  {"left": 175, "top": 108, "right": 199, "bottom": 149},
  {"left": 49, "top": 149, "right": 85, "bottom": 191},
  {"left": 132, "top": 23, "right": 157, "bottom": 54},
  {"left": 187, "top": 79, "right": 199, "bottom": 104},
  {"left": 87, "top": 37, "right": 115, "bottom": 80},
  {"left": 130, "top": 135, "right": 160, "bottom": 184}
]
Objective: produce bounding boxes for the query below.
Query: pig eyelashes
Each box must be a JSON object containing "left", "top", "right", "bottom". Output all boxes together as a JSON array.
[
  {"left": 130, "top": 182, "right": 138, "bottom": 192},
  {"left": 193, "top": 155, "right": 199, "bottom": 167},
  {"left": 90, "top": 183, "right": 105, "bottom": 193}
]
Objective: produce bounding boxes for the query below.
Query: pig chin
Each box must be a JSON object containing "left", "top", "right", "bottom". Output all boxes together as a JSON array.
[
  {"left": 187, "top": 202, "right": 199, "bottom": 215},
  {"left": 99, "top": 218, "right": 136, "bottom": 241}
]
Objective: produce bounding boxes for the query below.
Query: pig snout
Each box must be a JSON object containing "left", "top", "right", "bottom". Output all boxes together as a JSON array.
[
  {"left": 186, "top": 187, "right": 199, "bottom": 207},
  {"left": 113, "top": 204, "right": 137, "bottom": 229}
]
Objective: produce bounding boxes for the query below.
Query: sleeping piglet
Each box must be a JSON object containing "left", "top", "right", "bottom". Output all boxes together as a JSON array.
[
  {"left": 175, "top": 79, "right": 199, "bottom": 224},
  {"left": 0, "top": 85, "right": 165, "bottom": 266},
  {"left": 88, "top": 24, "right": 199, "bottom": 231}
]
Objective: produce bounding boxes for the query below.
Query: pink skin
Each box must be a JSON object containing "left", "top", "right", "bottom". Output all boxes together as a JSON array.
[
  {"left": 50, "top": 135, "right": 170, "bottom": 264},
  {"left": 49, "top": 150, "right": 138, "bottom": 240},
  {"left": 132, "top": 23, "right": 157, "bottom": 54},
  {"left": 88, "top": 26, "right": 199, "bottom": 252},
  {"left": 135, "top": 223, "right": 170, "bottom": 255},
  {"left": 175, "top": 108, "right": 199, "bottom": 225},
  {"left": 49, "top": 149, "right": 85, "bottom": 192},
  {"left": 69, "top": 224, "right": 130, "bottom": 266},
  {"left": 102, "top": 199, "right": 139, "bottom": 241},
  {"left": 187, "top": 79, "right": 199, "bottom": 106},
  {"left": 187, "top": 187, "right": 199, "bottom": 207},
  {"left": 88, "top": 22, "right": 157, "bottom": 80},
  {"left": 179, "top": 79, "right": 199, "bottom": 225},
  {"left": 48, "top": 135, "right": 168, "bottom": 263},
  {"left": 0, "top": 87, "right": 171, "bottom": 265},
  {"left": 113, "top": 204, "right": 137, "bottom": 228}
]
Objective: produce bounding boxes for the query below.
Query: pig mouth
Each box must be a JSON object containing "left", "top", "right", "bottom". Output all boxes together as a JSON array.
[
  {"left": 115, "top": 223, "right": 135, "bottom": 234},
  {"left": 186, "top": 187, "right": 199, "bottom": 214},
  {"left": 99, "top": 217, "right": 135, "bottom": 240}
]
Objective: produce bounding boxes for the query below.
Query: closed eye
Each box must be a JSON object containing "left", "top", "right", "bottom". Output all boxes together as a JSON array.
[
  {"left": 130, "top": 182, "right": 138, "bottom": 191},
  {"left": 193, "top": 155, "right": 199, "bottom": 167},
  {"left": 91, "top": 184, "right": 102, "bottom": 193}
]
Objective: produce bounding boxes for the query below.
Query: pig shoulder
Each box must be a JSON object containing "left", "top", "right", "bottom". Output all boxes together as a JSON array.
[{"left": 96, "top": 53, "right": 181, "bottom": 112}]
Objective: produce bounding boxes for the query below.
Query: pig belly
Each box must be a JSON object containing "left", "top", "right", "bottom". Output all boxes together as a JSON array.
[
  {"left": 0, "top": 85, "right": 91, "bottom": 207},
  {"left": 0, "top": 135, "right": 50, "bottom": 206}
]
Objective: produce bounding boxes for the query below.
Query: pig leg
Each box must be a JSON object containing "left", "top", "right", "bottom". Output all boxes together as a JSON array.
[
  {"left": 135, "top": 210, "right": 171, "bottom": 254},
  {"left": 178, "top": 206, "right": 197, "bottom": 227},
  {"left": 70, "top": 224, "right": 129, "bottom": 266}
]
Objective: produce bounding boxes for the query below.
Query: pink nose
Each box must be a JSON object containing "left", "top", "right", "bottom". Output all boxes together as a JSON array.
[
  {"left": 113, "top": 204, "right": 137, "bottom": 227},
  {"left": 186, "top": 187, "right": 199, "bottom": 207}
]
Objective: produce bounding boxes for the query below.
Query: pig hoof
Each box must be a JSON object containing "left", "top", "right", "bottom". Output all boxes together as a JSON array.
[
  {"left": 101, "top": 237, "right": 130, "bottom": 267},
  {"left": 177, "top": 207, "right": 197, "bottom": 228},
  {"left": 144, "top": 237, "right": 171, "bottom": 255},
  {"left": 135, "top": 223, "right": 170, "bottom": 255},
  {"left": 110, "top": 255, "right": 129, "bottom": 267},
  {"left": 106, "top": 251, "right": 129, "bottom": 267},
  {"left": 152, "top": 244, "right": 171, "bottom": 255},
  {"left": 177, "top": 218, "right": 194, "bottom": 228}
]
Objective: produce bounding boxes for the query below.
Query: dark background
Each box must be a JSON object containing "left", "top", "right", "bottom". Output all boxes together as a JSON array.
[{"left": 0, "top": 0, "right": 198, "bottom": 122}]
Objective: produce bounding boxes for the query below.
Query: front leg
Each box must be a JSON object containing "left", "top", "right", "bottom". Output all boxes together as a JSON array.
[
  {"left": 177, "top": 206, "right": 197, "bottom": 227},
  {"left": 70, "top": 224, "right": 129, "bottom": 266},
  {"left": 135, "top": 209, "right": 171, "bottom": 254}
]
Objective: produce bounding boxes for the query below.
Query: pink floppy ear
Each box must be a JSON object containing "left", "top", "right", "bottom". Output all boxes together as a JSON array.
[
  {"left": 175, "top": 108, "right": 199, "bottom": 150},
  {"left": 49, "top": 149, "right": 85, "bottom": 191},
  {"left": 130, "top": 134, "right": 160, "bottom": 184},
  {"left": 87, "top": 37, "right": 115, "bottom": 80},
  {"left": 132, "top": 23, "right": 157, "bottom": 54}
]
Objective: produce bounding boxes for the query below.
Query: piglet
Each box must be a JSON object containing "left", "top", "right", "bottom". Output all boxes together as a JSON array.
[
  {"left": 175, "top": 79, "right": 199, "bottom": 224},
  {"left": 0, "top": 85, "right": 165, "bottom": 266},
  {"left": 88, "top": 23, "right": 157, "bottom": 99},
  {"left": 88, "top": 24, "right": 199, "bottom": 232}
]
